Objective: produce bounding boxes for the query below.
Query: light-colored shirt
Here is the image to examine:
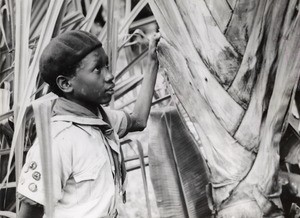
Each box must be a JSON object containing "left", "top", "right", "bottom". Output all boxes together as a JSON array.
[{"left": 17, "top": 98, "right": 129, "bottom": 218}]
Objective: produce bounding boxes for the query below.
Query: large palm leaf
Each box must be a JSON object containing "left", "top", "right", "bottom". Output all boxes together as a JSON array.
[{"left": 149, "top": 107, "right": 210, "bottom": 218}]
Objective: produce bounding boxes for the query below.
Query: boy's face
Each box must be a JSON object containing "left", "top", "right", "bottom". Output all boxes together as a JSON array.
[{"left": 69, "top": 47, "right": 115, "bottom": 106}]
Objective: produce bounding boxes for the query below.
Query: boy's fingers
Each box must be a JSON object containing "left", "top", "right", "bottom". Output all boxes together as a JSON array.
[
  {"left": 150, "top": 32, "right": 161, "bottom": 44},
  {"left": 153, "top": 32, "right": 161, "bottom": 41},
  {"left": 149, "top": 32, "right": 161, "bottom": 50},
  {"left": 148, "top": 32, "right": 161, "bottom": 60}
]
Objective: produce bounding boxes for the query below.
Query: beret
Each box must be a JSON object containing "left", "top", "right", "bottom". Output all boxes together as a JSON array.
[{"left": 40, "top": 30, "right": 102, "bottom": 86}]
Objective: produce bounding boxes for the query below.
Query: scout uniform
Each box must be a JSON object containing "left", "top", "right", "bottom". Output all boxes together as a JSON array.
[{"left": 18, "top": 97, "right": 130, "bottom": 217}]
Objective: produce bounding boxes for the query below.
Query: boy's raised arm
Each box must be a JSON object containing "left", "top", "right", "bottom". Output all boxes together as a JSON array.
[{"left": 128, "top": 33, "right": 161, "bottom": 132}]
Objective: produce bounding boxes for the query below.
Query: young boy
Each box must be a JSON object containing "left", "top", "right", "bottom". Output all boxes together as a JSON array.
[{"left": 17, "top": 30, "right": 160, "bottom": 218}]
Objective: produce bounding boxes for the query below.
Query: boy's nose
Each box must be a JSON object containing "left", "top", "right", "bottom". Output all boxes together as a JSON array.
[{"left": 105, "top": 70, "right": 114, "bottom": 82}]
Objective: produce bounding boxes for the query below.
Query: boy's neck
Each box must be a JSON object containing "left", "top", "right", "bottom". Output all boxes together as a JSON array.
[{"left": 64, "top": 96, "right": 99, "bottom": 116}]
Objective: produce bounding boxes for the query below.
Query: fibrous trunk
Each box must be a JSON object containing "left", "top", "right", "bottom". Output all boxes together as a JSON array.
[{"left": 149, "top": 0, "right": 300, "bottom": 216}]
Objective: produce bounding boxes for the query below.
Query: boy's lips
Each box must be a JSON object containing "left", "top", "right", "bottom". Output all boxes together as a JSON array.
[{"left": 106, "top": 86, "right": 115, "bottom": 94}]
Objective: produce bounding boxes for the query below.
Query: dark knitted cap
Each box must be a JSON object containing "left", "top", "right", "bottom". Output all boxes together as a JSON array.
[{"left": 40, "top": 30, "right": 102, "bottom": 89}]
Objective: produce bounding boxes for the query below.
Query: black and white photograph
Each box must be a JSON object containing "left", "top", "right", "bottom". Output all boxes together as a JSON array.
[{"left": 0, "top": 0, "right": 300, "bottom": 217}]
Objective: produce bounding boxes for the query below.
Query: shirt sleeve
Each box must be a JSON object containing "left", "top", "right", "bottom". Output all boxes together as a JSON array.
[
  {"left": 17, "top": 135, "right": 72, "bottom": 206},
  {"left": 103, "top": 108, "right": 132, "bottom": 138}
]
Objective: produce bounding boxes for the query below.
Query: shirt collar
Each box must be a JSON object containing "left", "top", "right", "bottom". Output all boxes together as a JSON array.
[{"left": 51, "top": 97, "right": 111, "bottom": 131}]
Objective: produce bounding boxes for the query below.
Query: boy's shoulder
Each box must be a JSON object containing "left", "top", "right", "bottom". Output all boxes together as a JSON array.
[
  {"left": 51, "top": 120, "right": 73, "bottom": 138},
  {"left": 50, "top": 120, "right": 90, "bottom": 143},
  {"left": 46, "top": 120, "right": 101, "bottom": 154},
  {"left": 50, "top": 119, "right": 102, "bottom": 141}
]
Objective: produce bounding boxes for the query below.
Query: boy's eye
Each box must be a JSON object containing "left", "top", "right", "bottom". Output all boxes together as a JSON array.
[
  {"left": 94, "top": 65, "right": 101, "bottom": 71},
  {"left": 94, "top": 64, "right": 109, "bottom": 73}
]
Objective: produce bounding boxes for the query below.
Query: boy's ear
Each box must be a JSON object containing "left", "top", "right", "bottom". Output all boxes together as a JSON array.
[{"left": 56, "top": 75, "right": 73, "bottom": 94}]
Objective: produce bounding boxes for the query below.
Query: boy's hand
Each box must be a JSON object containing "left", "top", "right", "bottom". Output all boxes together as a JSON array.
[{"left": 148, "top": 32, "right": 161, "bottom": 60}]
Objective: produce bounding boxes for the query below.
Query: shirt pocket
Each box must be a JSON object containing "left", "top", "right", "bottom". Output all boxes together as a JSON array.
[
  {"left": 73, "top": 158, "right": 107, "bottom": 183},
  {"left": 72, "top": 158, "right": 108, "bottom": 203}
]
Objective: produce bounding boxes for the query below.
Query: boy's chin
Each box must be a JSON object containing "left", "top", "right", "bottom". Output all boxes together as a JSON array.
[{"left": 99, "top": 97, "right": 112, "bottom": 105}]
